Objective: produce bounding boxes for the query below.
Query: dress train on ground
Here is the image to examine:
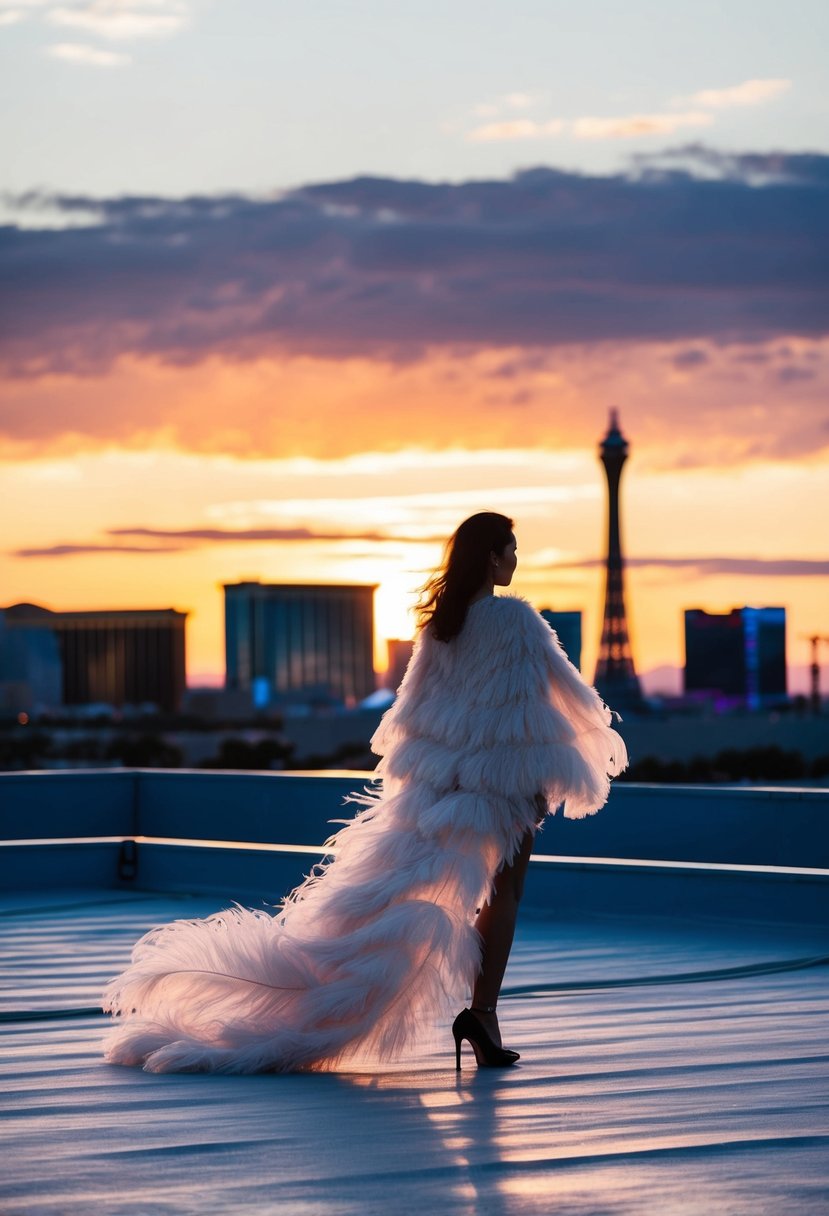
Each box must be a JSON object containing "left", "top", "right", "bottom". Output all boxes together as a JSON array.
[
  {"left": 103, "top": 782, "right": 514, "bottom": 1073},
  {"left": 103, "top": 595, "right": 626, "bottom": 1073}
]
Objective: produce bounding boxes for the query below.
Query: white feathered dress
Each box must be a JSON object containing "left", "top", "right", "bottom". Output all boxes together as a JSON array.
[{"left": 102, "top": 594, "right": 627, "bottom": 1073}]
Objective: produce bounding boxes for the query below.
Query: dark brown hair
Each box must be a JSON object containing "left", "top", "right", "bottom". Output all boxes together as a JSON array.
[{"left": 416, "top": 512, "right": 514, "bottom": 642}]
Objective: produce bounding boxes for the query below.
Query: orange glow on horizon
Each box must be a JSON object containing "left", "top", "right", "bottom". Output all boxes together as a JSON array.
[{"left": 1, "top": 338, "right": 827, "bottom": 691}]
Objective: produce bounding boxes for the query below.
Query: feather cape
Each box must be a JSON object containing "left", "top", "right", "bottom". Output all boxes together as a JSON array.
[{"left": 102, "top": 594, "right": 627, "bottom": 1073}]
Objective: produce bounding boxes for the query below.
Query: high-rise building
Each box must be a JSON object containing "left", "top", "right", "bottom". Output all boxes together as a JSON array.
[
  {"left": 0, "top": 603, "right": 187, "bottom": 712},
  {"left": 593, "top": 411, "right": 644, "bottom": 711},
  {"left": 539, "top": 609, "right": 582, "bottom": 670},
  {"left": 0, "top": 606, "right": 62, "bottom": 714},
  {"left": 224, "top": 581, "right": 376, "bottom": 706},
  {"left": 684, "top": 607, "right": 787, "bottom": 708},
  {"left": 384, "top": 638, "right": 415, "bottom": 692}
]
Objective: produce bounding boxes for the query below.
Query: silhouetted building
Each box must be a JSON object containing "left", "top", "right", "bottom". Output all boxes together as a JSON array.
[
  {"left": 540, "top": 609, "right": 582, "bottom": 670},
  {"left": 0, "top": 606, "right": 62, "bottom": 714},
  {"left": 384, "top": 638, "right": 415, "bottom": 692},
  {"left": 593, "top": 411, "right": 645, "bottom": 711},
  {"left": 684, "top": 607, "right": 787, "bottom": 709},
  {"left": 0, "top": 603, "right": 187, "bottom": 712},
  {"left": 224, "top": 581, "right": 376, "bottom": 706}
]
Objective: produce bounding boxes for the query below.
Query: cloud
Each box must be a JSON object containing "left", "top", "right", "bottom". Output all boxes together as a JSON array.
[
  {"left": 630, "top": 144, "right": 829, "bottom": 186},
  {"left": 110, "top": 525, "right": 416, "bottom": 543},
  {"left": 46, "top": 40, "right": 129, "bottom": 64},
  {"left": 468, "top": 109, "right": 714, "bottom": 144},
  {"left": 572, "top": 111, "right": 713, "bottom": 141},
  {"left": 3, "top": 1, "right": 191, "bottom": 51},
  {"left": 1, "top": 149, "right": 827, "bottom": 383},
  {"left": 776, "top": 364, "right": 815, "bottom": 383},
  {"left": 465, "top": 78, "right": 792, "bottom": 147},
  {"left": 671, "top": 347, "right": 709, "bottom": 370},
  {"left": 12, "top": 523, "right": 443, "bottom": 558},
  {"left": 46, "top": 1, "right": 188, "bottom": 41},
  {"left": 686, "top": 78, "right": 792, "bottom": 110},
  {"left": 554, "top": 556, "right": 829, "bottom": 577},
  {"left": 14, "top": 542, "right": 186, "bottom": 557},
  {"left": 468, "top": 118, "right": 565, "bottom": 142}
]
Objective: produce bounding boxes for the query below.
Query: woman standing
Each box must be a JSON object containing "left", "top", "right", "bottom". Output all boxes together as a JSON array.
[{"left": 103, "top": 512, "right": 626, "bottom": 1073}]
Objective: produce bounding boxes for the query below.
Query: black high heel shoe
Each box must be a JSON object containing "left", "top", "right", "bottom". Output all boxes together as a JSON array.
[{"left": 452, "top": 1008, "right": 520, "bottom": 1070}]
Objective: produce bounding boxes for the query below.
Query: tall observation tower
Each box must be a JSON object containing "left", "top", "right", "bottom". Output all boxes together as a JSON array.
[{"left": 593, "top": 410, "right": 645, "bottom": 711}]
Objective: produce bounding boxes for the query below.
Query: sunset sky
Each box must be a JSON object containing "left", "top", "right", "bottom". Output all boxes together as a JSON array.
[{"left": 1, "top": 0, "right": 827, "bottom": 690}]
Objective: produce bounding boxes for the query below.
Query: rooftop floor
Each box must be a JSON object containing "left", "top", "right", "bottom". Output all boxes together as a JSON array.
[{"left": 2, "top": 887, "right": 828, "bottom": 1216}]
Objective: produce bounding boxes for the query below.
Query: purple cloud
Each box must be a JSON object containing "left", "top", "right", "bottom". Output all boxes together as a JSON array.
[
  {"left": 671, "top": 347, "right": 709, "bottom": 369},
  {"left": 111, "top": 526, "right": 396, "bottom": 543},
  {"left": 776, "top": 364, "right": 816, "bottom": 383},
  {"left": 12, "top": 524, "right": 442, "bottom": 559},
  {"left": 13, "top": 542, "right": 187, "bottom": 558},
  {"left": 1, "top": 147, "right": 827, "bottom": 377}
]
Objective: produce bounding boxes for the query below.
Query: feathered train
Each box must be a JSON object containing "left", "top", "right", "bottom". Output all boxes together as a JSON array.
[{"left": 103, "top": 595, "right": 626, "bottom": 1073}]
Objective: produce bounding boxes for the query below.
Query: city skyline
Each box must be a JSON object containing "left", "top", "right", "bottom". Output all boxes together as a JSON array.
[
  {"left": 2, "top": 399, "right": 828, "bottom": 692},
  {"left": 2, "top": 420, "right": 823, "bottom": 694},
  {"left": 1, "top": 2, "right": 827, "bottom": 689}
]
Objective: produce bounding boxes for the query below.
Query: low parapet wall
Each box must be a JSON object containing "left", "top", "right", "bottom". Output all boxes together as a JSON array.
[
  {"left": 1, "top": 770, "right": 827, "bottom": 923},
  {"left": 2, "top": 769, "right": 826, "bottom": 865}
]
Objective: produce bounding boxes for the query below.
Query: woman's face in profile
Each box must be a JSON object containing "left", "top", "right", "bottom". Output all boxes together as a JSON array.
[{"left": 494, "top": 534, "right": 518, "bottom": 586}]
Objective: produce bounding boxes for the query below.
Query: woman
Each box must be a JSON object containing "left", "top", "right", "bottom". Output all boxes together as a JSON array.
[{"left": 103, "top": 512, "right": 626, "bottom": 1073}]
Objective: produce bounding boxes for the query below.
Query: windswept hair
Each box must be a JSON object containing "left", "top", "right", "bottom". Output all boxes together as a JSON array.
[{"left": 416, "top": 512, "right": 514, "bottom": 642}]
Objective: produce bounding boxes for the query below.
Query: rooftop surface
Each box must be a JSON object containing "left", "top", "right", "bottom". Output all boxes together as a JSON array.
[
  {"left": 1, "top": 772, "right": 828, "bottom": 1215},
  {"left": 2, "top": 888, "right": 828, "bottom": 1216}
]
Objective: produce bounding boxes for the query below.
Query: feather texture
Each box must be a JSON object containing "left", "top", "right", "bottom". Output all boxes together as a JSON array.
[{"left": 102, "top": 594, "right": 626, "bottom": 1073}]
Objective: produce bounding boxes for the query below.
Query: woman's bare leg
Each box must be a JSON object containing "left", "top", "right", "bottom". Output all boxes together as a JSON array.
[{"left": 471, "top": 829, "right": 534, "bottom": 1046}]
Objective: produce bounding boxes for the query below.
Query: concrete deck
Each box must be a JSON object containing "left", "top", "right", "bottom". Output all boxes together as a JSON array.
[{"left": 2, "top": 887, "right": 828, "bottom": 1216}]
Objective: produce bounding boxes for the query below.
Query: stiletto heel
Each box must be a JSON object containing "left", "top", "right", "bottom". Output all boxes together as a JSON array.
[{"left": 452, "top": 1008, "right": 520, "bottom": 1069}]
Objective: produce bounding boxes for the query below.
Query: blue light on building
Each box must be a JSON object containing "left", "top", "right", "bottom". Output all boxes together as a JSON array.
[{"left": 684, "top": 606, "right": 787, "bottom": 708}]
